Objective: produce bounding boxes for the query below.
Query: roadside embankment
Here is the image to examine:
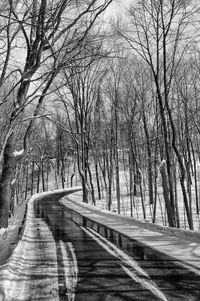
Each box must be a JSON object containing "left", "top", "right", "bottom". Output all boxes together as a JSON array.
[
  {"left": 61, "top": 192, "right": 200, "bottom": 271},
  {"left": 0, "top": 187, "right": 82, "bottom": 266}
]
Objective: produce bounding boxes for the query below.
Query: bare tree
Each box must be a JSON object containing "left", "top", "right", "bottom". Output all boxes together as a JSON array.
[
  {"left": 0, "top": 0, "right": 113, "bottom": 228},
  {"left": 115, "top": 0, "right": 200, "bottom": 228}
]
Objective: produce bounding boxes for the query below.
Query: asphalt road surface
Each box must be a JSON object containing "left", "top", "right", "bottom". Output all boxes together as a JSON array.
[{"left": 35, "top": 195, "right": 200, "bottom": 301}]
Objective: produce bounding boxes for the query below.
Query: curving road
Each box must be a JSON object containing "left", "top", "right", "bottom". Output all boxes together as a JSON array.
[{"left": 1, "top": 191, "right": 200, "bottom": 300}]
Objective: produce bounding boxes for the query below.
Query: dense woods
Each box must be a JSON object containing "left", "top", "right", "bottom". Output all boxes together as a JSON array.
[{"left": 1, "top": 0, "right": 200, "bottom": 230}]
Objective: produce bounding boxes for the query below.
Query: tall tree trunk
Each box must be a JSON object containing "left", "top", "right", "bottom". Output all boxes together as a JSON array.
[
  {"left": 25, "top": 161, "right": 29, "bottom": 199},
  {"left": 41, "top": 160, "right": 45, "bottom": 192},
  {"left": 159, "top": 160, "right": 174, "bottom": 227},
  {"left": 0, "top": 141, "right": 13, "bottom": 228},
  {"left": 60, "top": 138, "right": 65, "bottom": 189},
  {"left": 37, "top": 164, "right": 40, "bottom": 193},
  {"left": 107, "top": 155, "right": 113, "bottom": 211},
  {"left": 129, "top": 149, "right": 134, "bottom": 217},
  {"left": 156, "top": 91, "right": 176, "bottom": 227},
  {"left": 114, "top": 98, "right": 121, "bottom": 214},
  {"left": 99, "top": 151, "right": 108, "bottom": 195},
  {"left": 107, "top": 131, "right": 114, "bottom": 211},
  {"left": 81, "top": 175, "right": 88, "bottom": 203},
  {"left": 46, "top": 160, "right": 49, "bottom": 191},
  {"left": 31, "top": 161, "right": 35, "bottom": 195},
  {"left": 174, "top": 162, "right": 180, "bottom": 228},
  {"left": 191, "top": 139, "right": 199, "bottom": 214},
  {"left": 88, "top": 164, "right": 96, "bottom": 205},
  {"left": 140, "top": 178, "right": 146, "bottom": 220},
  {"left": 95, "top": 162, "right": 101, "bottom": 200},
  {"left": 142, "top": 109, "right": 154, "bottom": 205},
  {"left": 165, "top": 96, "right": 193, "bottom": 229}
]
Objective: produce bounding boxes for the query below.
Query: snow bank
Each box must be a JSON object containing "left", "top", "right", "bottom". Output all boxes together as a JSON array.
[
  {"left": 0, "top": 204, "right": 26, "bottom": 266},
  {"left": 63, "top": 191, "right": 200, "bottom": 244},
  {"left": 0, "top": 186, "right": 82, "bottom": 266}
]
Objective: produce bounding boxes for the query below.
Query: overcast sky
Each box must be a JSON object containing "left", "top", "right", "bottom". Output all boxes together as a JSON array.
[{"left": 105, "top": 0, "right": 133, "bottom": 18}]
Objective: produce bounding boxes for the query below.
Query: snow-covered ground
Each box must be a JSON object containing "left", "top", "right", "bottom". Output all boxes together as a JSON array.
[
  {"left": 0, "top": 201, "right": 27, "bottom": 265},
  {"left": 87, "top": 169, "right": 200, "bottom": 231}
]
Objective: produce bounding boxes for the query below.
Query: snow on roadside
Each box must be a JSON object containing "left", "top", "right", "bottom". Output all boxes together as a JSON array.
[
  {"left": 0, "top": 187, "right": 82, "bottom": 301},
  {"left": 0, "top": 201, "right": 27, "bottom": 265},
  {"left": 0, "top": 187, "right": 82, "bottom": 266},
  {"left": 62, "top": 190, "right": 200, "bottom": 244}
]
